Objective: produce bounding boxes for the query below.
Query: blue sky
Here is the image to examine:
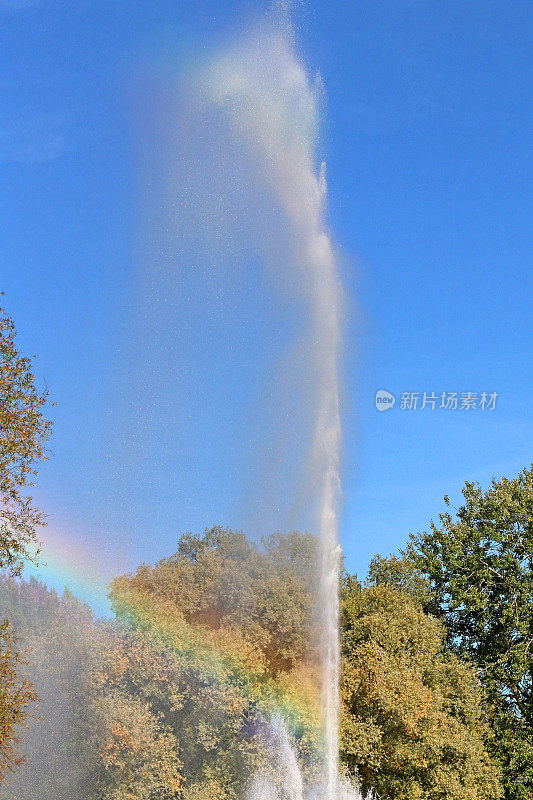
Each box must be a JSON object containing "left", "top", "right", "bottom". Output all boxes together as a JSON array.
[{"left": 1, "top": 0, "right": 531, "bottom": 604}]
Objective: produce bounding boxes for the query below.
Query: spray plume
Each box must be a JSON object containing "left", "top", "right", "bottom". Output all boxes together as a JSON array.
[
  {"left": 204, "top": 15, "right": 353, "bottom": 798},
  {"left": 14, "top": 12, "right": 357, "bottom": 798}
]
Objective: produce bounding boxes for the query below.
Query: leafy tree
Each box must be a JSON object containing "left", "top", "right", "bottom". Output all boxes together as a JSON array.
[
  {"left": 92, "top": 689, "right": 182, "bottom": 800},
  {"left": 370, "top": 467, "right": 533, "bottom": 800},
  {"left": 0, "top": 622, "right": 36, "bottom": 783},
  {"left": 340, "top": 579, "right": 501, "bottom": 800},
  {"left": 406, "top": 470, "right": 533, "bottom": 720},
  {"left": 367, "top": 553, "right": 431, "bottom": 608},
  {"left": 406, "top": 469, "right": 533, "bottom": 800},
  {"left": 0, "top": 301, "right": 52, "bottom": 576},
  {"left": 112, "top": 527, "right": 318, "bottom": 677},
  {"left": 0, "top": 532, "right": 322, "bottom": 800},
  {"left": 0, "top": 577, "right": 101, "bottom": 800},
  {"left": 88, "top": 618, "right": 261, "bottom": 800},
  {"left": 106, "top": 528, "right": 323, "bottom": 798},
  {"left": 0, "top": 300, "right": 51, "bottom": 783},
  {"left": 0, "top": 525, "right": 507, "bottom": 800}
]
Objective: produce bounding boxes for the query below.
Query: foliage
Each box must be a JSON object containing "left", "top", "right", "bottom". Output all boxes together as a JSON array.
[
  {"left": 0, "top": 301, "right": 52, "bottom": 576},
  {"left": 89, "top": 618, "right": 260, "bottom": 800},
  {"left": 0, "top": 300, "right": 51, "bottom": 787},
  {"left": 111, "top": 527, "right": 318, "bottom": 678},
  {"left": 0, "top": 621, "right": 36, "bottom": 782},
  {"left": 404, "top": 467, "right": 533, "bottom": 800},
  {"left": 0, "top": 530, "right": 322, "bottom": 800},
  {"left": 0, "top": 577, "right": 101, "bottom": 800},
  {"left": 92, "top": 689, "right": 182, "bottom": 800},
  {"left": 340, "top": 579, "right": 501, "bottom": 800},
  {"left": 369, "top": 467, "right": 533, "bottom": 800},
  {"left": 106, "top": 527, "right": 322, "bottom": 798},
  {"left": 367, "top": 553, "right": 431, "bottom": 607},
  {"left": 0, "top": 522, "right": 513, "bottom": 800},
  {"left": 491, "top": 715, "right": 533, "bottom": 800}
]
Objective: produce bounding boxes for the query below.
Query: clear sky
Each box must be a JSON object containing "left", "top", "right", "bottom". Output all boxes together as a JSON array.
[{"left": 1, "top": 0, "right": 531, "bottom": 609}]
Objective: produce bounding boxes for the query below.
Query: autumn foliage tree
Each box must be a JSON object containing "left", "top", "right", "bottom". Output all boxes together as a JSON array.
[
  {"left": 106, "top": 527, "right": 322, "bottom": 799},
  {"left": 0, "top": 525, "right": 508, "bottom": 800},
  {"left": 340, "top": 579, "right": 501, "bottom": 800},
  {"left": 0, "top": 301, "right": 52, "bottom": 576},
  {"left": 0, "top": 622, "right": 36, "bottom": 783},
  {"left": 111, "top": 527, "right": 318, "bottom": 678},
  {"left": 92, "top": 689, "right": 183, "bottom": 800},
  {"left": 0, "top": 300, "right": 51, "bottom": 780}
]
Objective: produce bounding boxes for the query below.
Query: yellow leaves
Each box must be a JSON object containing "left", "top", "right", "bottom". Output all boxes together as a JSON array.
[
  {"left": 93, "top": 651, "right": 129, "bottom": 688},
  {"left": 414, "top": 690, "right": 433, "bottom": 723},
  {"left": 0, "top": 621, "right": 38, "bottom": 780},
  {"left": 340, "top": 583, "right": 502, "bottom": 800},
  {"left": 0, "top": 302, "right": 52, "bottom": 575},
  {"left": 100, "top": 721, "right": 145, "bottom": 769},
  {"left": 88, "top": 568, "right": 322, "bottom": 800},
  {"left": 105, "top": 584, "right": 319, "bottom": 732},
  {"left": 95, "top": 690, "right": 183, "bottom": 799},
  {"left": 275, "top": 661, "right": 320, "bottom": 728}
]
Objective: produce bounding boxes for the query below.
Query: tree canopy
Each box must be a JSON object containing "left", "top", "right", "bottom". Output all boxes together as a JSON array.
[
  {"left": 0, "top": 621, "right": 36, "bottom": 784},
  {"left": 0, "top": 300, "right": 51, "bottom": 780},
  {"left": 340, "top": 578, "right": 501, "bottom": 800},
  {"left": 111, "top": 527, "right": 319, "bottom": 678},
  {"left": 370, "top": 467, "right": 533, "bottom": 800},
  {"left": 0, "top": 530, "right": 323, "bottom": 800},
  {"left": 0, "top": 301, "right": 52, "bottom": 576},
  {"left": 0, "top": 576, "right": 103, "bottom": 800},
  {"left": 0, "top": 526, "right": 505, "bottom": 800}
]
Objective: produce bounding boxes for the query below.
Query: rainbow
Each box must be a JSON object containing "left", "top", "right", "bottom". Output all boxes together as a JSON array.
[
  {"left": 111, "top": 584, "right": 322, "bottom": 744},
  {"left": 23, "top": 524, "right": 114, "bottom": 616},
  {"left": 22, "top": 526, "right": 322, "bottom": 747}
]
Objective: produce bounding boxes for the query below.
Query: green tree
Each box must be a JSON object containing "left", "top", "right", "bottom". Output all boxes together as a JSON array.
[
  {"left": 340, "top": 579, "right": 501, "bottom": 800},
  {"left": 367, "top": 553, "right": 431, "bottom": 608},
  {"left": 403, "top": 467, "right": 533, "bottom": 800}
]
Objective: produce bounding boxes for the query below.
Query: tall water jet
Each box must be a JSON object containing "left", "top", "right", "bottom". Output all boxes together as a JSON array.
[{"left": 205, "top": 15, "right": 348, "bottom": 797}]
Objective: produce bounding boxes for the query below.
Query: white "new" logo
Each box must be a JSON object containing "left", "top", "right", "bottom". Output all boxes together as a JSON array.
[{"left": 375, "top": 389, "right": 396, "bottom": 412}]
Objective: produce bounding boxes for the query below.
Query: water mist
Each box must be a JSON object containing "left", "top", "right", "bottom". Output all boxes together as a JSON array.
[{"left": 205, "top": 16, "right": 357, "bottom": 799}]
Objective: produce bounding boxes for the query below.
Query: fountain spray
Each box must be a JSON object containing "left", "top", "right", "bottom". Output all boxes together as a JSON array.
[{"left": 207, "top": 15, "right": 353, "bottom": 798}]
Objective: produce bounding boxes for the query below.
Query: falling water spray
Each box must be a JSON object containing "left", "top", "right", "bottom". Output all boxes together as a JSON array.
[{"left": 206, "top": 14, "right": 353, "bottom": 799}]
